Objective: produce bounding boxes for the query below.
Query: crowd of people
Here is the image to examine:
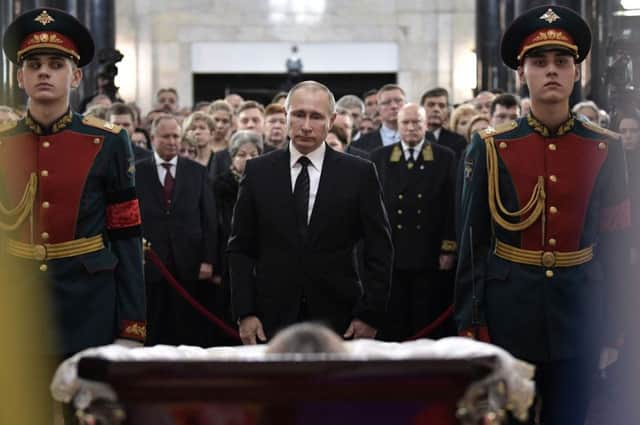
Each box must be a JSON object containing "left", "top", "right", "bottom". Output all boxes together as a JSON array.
[{"left": 2, "top": 76, "right": 638, "bottom": 349}]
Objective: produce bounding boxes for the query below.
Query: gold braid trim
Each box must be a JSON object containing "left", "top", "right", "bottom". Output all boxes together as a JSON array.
[
  {"left": 0, "top": 173, "right": 38, "bottom": 231},
  {"left": 485, "top": 137, "right": 546, "bottom": 236}
]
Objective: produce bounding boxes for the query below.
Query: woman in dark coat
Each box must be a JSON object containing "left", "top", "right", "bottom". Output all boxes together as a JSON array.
[{"left": 209, "top": 130, "right": 263, "bottom": 345}]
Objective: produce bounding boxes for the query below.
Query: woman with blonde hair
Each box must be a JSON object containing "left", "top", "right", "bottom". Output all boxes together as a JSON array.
[{"left": 449, "top": 103, "right": 476, "bottom": 139}]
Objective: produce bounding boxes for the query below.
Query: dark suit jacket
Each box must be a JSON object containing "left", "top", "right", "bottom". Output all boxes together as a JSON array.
[
  {"left": 133, "top": 144, "right": 152, "bottom": 164},
  {"left": 426, "top": 128, "right": 467, "bottom": 159},
  {"left": 351, "top": 130, "right": 383, "bottom": 152},
  {"left": 227, "top": 144, "right": 393, "bottom": 337},
  {"left": 371, "top": 142, "right": 457, "bottom": 270},
  {"left": 136, "top": 157, "right": 217, "bottom": 283},
  {"left": 345, "top": 144, "right": 369, "bottom": 160}
]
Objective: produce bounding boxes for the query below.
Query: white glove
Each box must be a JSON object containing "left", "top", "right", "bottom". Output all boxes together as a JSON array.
[{"left": 599, "top": 346, "right": 619, "bottom": 371}]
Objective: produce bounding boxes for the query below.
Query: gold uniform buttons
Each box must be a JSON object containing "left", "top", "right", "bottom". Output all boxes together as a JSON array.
[
  {"left": 41, "top": 232, "right": 49, "bottom": 240},
  {"left": 598, "top": 142, "right": 606, "bottom": 150},
  {"left": 397, "top": 209, "right": 403, "bottom": 215},
  {"left": 42, "top": 141, "right": 51, "bottom": 148},
  {"left": 545, "top": 270, "right": 554, "bottom": 279},
  {"left": 40, "top": 170, "right": 49, "bottom": 177},
  {"left": 42, "top": 201, "right": 50, "bottom": 209},
  {"left": 549, "top": 206, "right": 558, "bottom": 214},
  {"left": 548, "top": 144, "right": 557, "bottom": 151},
  {"left": 549, "top": 175, "right": 557, "bottom": 183},
  {"left": 93, "top": 138, "right": 101, "bottom": 145},
  {"left": 397, "top": 224, "right": 403, "bottom": 230},
  {"left": 417, "top": 193, "right": 423, "bottom": 199},
  {"left": 416, "top": 225, "right": 422, "bottom": 230},
  {"left": 499, "top": 142, "right": 507, "bottom": 149},
  {"left": 40, "top": 264, "right": 48, "bottom": 272},
  {"left": 398, "top": 194, "right": 404, "bottom": 200},
  {"left": 548, "top": 238, "right": 557, "bottom": 247},
  {"left": 417, "top": 209, "right": 422, "bottom": 215}
]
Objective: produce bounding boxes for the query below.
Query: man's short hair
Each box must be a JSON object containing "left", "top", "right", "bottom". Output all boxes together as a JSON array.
[
  {"left": 336, "top": 95, "right": 365, "bottom": 114},
  {"left": 83, "top": 104, "right": 109, "bottom": 120},
  {"left": 420, "top": 87, "right": 450, "bottom": 106},
  {"left": 266, "top": 323, "right": 347, "bottom": 355},
  {"left": 150, "top": 113, "right": 180, "bottom": 136},
  {"left": 208, "top": 99, "right": 233, "bottom": 116},
  {"left": 183, "top": 111, "right": 215, "bottom": 132},
  {"left": 156, "top": 87, "right": 178, "bottom": 101},
  {"left": 193, "top": 100, "right": 211, "bottom": 111},
  {"left": 237, "top": 100, "right": 265, "bottom": 116},
  {"left": 377, "top": 84, "right": 405, "bottom": 99},
  {"left": 285, "top": 80, "right": 336, "bottom": 114},
  {"left": 572, "top": 100, "right": 600, "bottom": 117},
  {"left": 490, "top": 93, "right": 520, "bottom": 117},
  {"left": 271, "top": 91, "right": 288, "bottom": 104},
  {"left": 106, "top": 102, "right": 135, "bottom": 122},
  {"left": 362, "top": 89, "right": 378, "bottom": 99},
  {"left": 265, "top": 103, "right": 286, "bottom": 117}
]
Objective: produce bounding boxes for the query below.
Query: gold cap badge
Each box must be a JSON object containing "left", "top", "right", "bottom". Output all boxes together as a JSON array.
[
  {"left": 539, "top": 8, "right": 560, "bottom": 24},
  {"left": 34, "top": 10, "right": 55, "bottom": 26}
]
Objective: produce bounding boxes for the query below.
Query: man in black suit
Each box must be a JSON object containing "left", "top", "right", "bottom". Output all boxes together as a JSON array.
[
  {"left": 228, "top": 81, "right": 393, "bottom": 344},
  {"left": 371, "top": 104, "right": 457, "bottom": 341},
  {"left": 106, "top": 103, "right": 152, "bottom": 164},
  {"left": 352, "top": 84, "right": 406, "bottom": 152},
  {"left": 420, "top": 87, "right": 467, "bottom": 159},
  {"left": 136, "top": 114, "right": 218, "bottom": 346}
]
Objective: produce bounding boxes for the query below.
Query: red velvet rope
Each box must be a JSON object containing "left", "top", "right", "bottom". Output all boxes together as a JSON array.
[
  {"left": 146, "top": 247, "right": 453, "bottom": 343},
  {"left": 405, "top": 305, "right": 455, "bottom": 341},
  {"left": 145, "top": 247, "right": 241, "bottom": 342}
]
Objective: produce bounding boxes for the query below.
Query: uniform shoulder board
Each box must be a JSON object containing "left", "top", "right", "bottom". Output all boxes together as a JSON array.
[
  {"left": 0, "top": 119, "right": 17, "bottom": 134},
  {"left": 580, "top": 117, "right": 621, "bottom": 140},
  {"left": 479, "top": 120, "right": 518, "bottom": 140},
  {"left": 82, "top": 115, "right": 122, "bottom": 134}
]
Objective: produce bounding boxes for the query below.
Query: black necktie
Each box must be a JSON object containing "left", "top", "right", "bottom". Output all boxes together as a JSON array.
[
  {"left": 161, "top": 163, "right": 174, "bottom": 207},
  {"left": 293, "top": 156, "right": 311, "bottom": 241},
  {"left": 407, "top": 147, "right": 416, "bottom": 169}
]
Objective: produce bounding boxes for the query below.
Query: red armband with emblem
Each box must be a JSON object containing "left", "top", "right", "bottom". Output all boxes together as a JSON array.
[
  {"left": 600, "top": 199, "right": 631, "bottom": 232},
  {"left": 106, "top": 188, "right": 142, "bottom": 239},
  {"left": 107, "top": 199, "right": 142, "bottom": 229}
]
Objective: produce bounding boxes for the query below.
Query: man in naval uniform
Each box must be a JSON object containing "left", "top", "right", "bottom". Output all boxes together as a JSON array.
[
  {"left": 455, "top": 5, "right": 630, "bottom": 424},
  {"left": 0, "top": 8, "right": 146, "bottom": 358}
]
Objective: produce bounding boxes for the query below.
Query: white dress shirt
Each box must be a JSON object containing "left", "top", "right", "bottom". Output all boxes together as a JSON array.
[
  {"left": 400, "top": 139, "right": 425, "bottom": 161},
  {"left": 431, "top": 127, "right": 442, "bottom": 141},
  {"left": 154, "top": 152, "right": 178, "bottom": 186},
  {"left": 380, "top": 124, "right": 401, "bottom": 146},
  {"left": 289, "top": 141, "right": 326, "bottom": 224}
]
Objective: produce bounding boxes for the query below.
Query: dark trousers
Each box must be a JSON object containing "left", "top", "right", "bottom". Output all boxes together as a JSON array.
[
  {"left": 380, "top": 268, "right": 454, "bottom": 341},
  {"left": 511, "top": 356, "right": 594, "bottom": 425},
  {"left": 145, "top": 275, "right": 201, "bottom": 346}
]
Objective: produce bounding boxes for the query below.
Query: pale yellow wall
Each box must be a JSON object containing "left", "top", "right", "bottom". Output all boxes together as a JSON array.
[{"left": 115, "top": 0, "right": 476, "bottom": 112}]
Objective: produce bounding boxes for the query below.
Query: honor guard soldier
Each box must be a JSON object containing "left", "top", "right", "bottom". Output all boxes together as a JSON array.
[
  {"left": 371, "top": 103, "right": 457, "bottom": 341},
  {"left": 455, "top": 5, "right": 630, "bottom": 424},
  {"left": 0, "top": 8, "right": 146, "bottom": 357}
]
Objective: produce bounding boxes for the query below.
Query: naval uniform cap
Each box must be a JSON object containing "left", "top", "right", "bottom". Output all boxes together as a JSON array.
[
  {"left": 501, "top": 4, "right": 591, "bottom": 70},
  {"left": 2, "top": 8, "right": 94, "bottom": 67}
]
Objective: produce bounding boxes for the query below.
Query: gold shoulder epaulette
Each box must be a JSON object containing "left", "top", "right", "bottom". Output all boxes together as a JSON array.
[
  {"left": 581, "top": 118, "right": 621, "bottom": 140},
  {"left": 0, "top": 119, "right": 17, "bottom": 133},
  {"left": 82, "top": 115, "right": 122, "bottom": 134},
  {"left": 479, "top": 120, "right": 518, "bottom": 140}
]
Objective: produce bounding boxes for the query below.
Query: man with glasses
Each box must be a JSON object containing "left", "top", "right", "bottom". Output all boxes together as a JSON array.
[{"left": 352, "top": 84, "right": 406, "bottom": 153}]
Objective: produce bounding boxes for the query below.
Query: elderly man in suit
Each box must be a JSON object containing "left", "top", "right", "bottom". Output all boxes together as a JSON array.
[
  {"left": 136, "top": 114, "right": 218, "bottom": 346},
  {"left": 228, "top": 81, "right": 393, "bottom": 345}
]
